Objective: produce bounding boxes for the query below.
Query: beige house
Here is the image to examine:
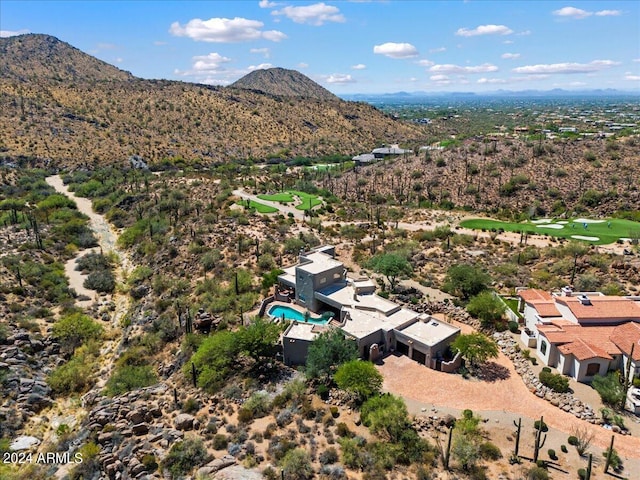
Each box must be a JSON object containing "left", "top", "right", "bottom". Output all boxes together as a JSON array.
[{"left": 279, "top": 247, "right": 460, "bottom": 369}]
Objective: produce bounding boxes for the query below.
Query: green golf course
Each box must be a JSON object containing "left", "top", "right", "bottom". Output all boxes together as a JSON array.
[
  {"left": 459, "top": 217, "right": 640, "bottom": 245},
  {"left": 257, "top": 190, "right": 322, "bottom": 211}
]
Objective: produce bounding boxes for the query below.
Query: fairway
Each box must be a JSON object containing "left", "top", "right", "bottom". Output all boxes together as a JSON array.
[
  {"left": 237, "top": 200, "right": 279, "bottom": 214},
  {"left": 257, "top": 191, "right": 322, "bottom": 211},
  {"left": 459, "top": 217, "right": 640, "bottom": 245}
]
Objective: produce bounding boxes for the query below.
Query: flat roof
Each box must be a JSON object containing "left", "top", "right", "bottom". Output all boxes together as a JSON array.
[
  {"left": 284, "top": 322, "right": 327, "bottom": 342},
  {"left": 340, "top": 306, "right": 417, "bottom": 339},
  {"left": 396, "top": 318, "right": 460, "bottom": 347},
  {"left": 317, "top": 283, "right": 399, "bottom": 315},
  {"left": 297, "top": 252, "right": 343, "bottom": 274}
]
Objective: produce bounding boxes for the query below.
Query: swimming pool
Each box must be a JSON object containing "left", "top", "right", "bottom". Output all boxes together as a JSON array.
[{"left": 268, "top": 305, "right": 331, "bottom": 325}]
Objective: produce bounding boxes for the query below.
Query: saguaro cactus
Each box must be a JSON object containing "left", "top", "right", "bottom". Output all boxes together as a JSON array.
[
  {"left": 513, "top": 417, "right": 522, "bottom": 459},
  {"left": 533, "top": 416, "right": 547, "bottom": 463}
]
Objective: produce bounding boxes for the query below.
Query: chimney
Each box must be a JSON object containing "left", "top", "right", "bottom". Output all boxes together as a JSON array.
[
  {"left": 578, "top": 294, "right": 591, "bottom": 306},
  {"left": 562, "top": 286, "right": 573, "bottom": 297}
]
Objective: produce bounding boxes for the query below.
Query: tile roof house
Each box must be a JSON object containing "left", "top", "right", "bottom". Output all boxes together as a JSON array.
[
  {"left": 278, "top": 247, "right": 460, "bottom": 370},
  {"left": 518, "top": 287, "right": 640, "bottom": 382}
]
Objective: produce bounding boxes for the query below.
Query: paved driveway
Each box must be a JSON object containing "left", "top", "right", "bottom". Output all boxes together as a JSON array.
[{"left": 377, "top": 352, "right": 640, "bottom": 460}]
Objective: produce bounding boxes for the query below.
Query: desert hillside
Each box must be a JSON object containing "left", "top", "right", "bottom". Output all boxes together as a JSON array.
[{"left": 0, "top": 34, "right": 424, "bottom": 169}]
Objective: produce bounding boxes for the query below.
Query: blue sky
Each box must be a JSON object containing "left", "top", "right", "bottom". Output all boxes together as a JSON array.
[{"left": 2, "top": 1, "right": 639, "bottom": 93}]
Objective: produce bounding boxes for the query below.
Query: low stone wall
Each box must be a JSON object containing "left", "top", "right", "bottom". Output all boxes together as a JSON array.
[
  {"left": 440, "top": 352, "right": 462, "bottom": 373},
  {"left": 493, "top": 331, "right": 602, "bottom": 424}
]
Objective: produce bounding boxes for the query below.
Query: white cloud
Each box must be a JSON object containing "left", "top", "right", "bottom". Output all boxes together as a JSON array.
[
  {"left": 430, "top": 63, "right": 498, "bottom": 74},
  {"left": 259, "top": 0, "right": 278, "bottom": 8},
  {"left": 0, "top": 29, "right": 29, "bottom": 37},
  {"left": 568, "top": 81, "right": 587, "bottom": 86},
  {"left": 298, "top": 62, "right": 309, "bottom": 69},
  {"left": 248, "top": 63, "right": 274, "bottom": 71},
  {"left": 456, "top": 24, "right": 513, "bottom": 37},
  {"left": 501, "top": 53, "right": 520, "bottom": 59},
  {"left": 115, "top": 57, "right": 123, "bottom": 63},
  {"left": 169, "top": 17, "right": 286, "bottom": 42},
  {"left": 373, "top": 42, "right": 418, "bottom": 58},
  {"left": 633, "top": 59, "right": 640, "bottom": 63},
  {"left": 513, "top": 59, "right": 620, "bottom": 74},
  {"left": 553, "top": 7, "right": 592, "bottom": 19},
  {"left": 416, "top": 59, "right": 434, "bottom": 67},
  {"left": 351, "top": 63, "right": 366, "bottom": 70},
  {"left": 553, "top": 7, "right": 622, "bottom": 19},
  {"left": 430, "top": 75, "right": 449, "bottom": 81},
  {"left": 250, "top": 47, "right": 271, "bottom": 58},
  {"left": 596, "top": 10, "right": 621, "bottom": 16},
  {"left": 625, "top": 73, "right": 640, "bottom": 81},
  {"left": 503, "top": 40, "right": 514, "bottom": 45},
  {"left": 272, "top": 3, "right": 345, "bottom": 26},
  {"left": 477, "top": 77, "right": 507, "bottom": 84},
  {"left": 326, "top": 73, "right": 355, "bottom": 84},
  {"left": 192, "top": 52, "right": 232, "bottom": 73},
  {"left": 429, "top": 47, "right": 446, "bottom": 53},
  {"left": 517, "top": 30, "right": 532, "bottom": 36}
]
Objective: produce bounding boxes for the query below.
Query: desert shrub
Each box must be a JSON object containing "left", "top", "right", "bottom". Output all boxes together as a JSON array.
[
  {"left": 547, "top": 449, "right": 556, "bottom": 460},
  {"left": 280, "top": 448, "right": 313, "bottom": 480},
  {"left": 508, "top": 321, "right": 519, "bottom": 333},
  {"left": 527, "top": 466, "right": 549, "bottom": 480},
  {"left": 319, "top": 447, "right": 339, "bottom": 465},
  {"left": 69, "top": 441, "right": 101, "bottom": 480},
  {"left": 561, "top": 444, "right": 568, "bottom": 453},
  {"left": 276, "top": 408, "right": 294, "bottom": 427},
  {"left": 237, "top": 408, "right": 253, "bottom": 424},
  {"left": 577, "top": 468, "right": 587, "bottom": 479},
  {"left": 568, "top": 435, "right": 578, "bottom": 445},
  {"left": 213, "top": 434, "right": 229, "bottom": 450},
  {"left": 84, "top": 270, "right": 115, "bottom": 293},
  {"left": 162, "top": 437, "right": 209, "bottom": 478},
  {"left": 244, "top": 391, "right": 272, "bottom": 418},
  {"left": 592, "top": 372, "right": 624, "bottom": 407},
  {"left": 52, "top": 312, "right": 103, "bottom": 353},
  {"left": 335, "top": 422, "right": 353, "bottom": 438},
  {"left": 534, "top": 420, "right": 548, "bottom": 432},
  {"left": 141, "top": 454, "right": 158, "bottom": 472},
  {"left": 104, "top": 365, "right": 157, "bottom": 396},
  {"left": 539, "top": 370, "right": 570, "bottom": 393},
  {"left": 479, "top": 442, "right": 502, "bottom": 460},
  {"left": 48, "top": 342, "right": 99, "bottom": 394}
]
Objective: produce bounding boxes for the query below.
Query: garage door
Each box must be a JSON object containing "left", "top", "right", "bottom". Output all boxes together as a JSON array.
[
  {"left": 396, "top": 341, "right": 409, "bottom": 355},
  {"left": 412, "top": 349, "right": 426, "bottom": 365}
]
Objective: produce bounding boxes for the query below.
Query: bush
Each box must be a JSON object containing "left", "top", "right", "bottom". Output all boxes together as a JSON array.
[
  {"left": 592, "top": 372, "right": 625, "bottom": 407},
  {"left": 561, "top": 444, "right": 568, "bottom": 453},
  {"left": 213, "top": 434, "right": 228, "bottom": 450},
  {"left": 319, "top": 447, "right": 339, "bottom": 465},
  {"left": 577, "top": 468, "right": 587, "bottom": 480},
  {"left": 547, "top": 449, "right": 556, "bottom": 460},
  {"left": 84, "top": 269, "right": 115, "bottom": 293},
  {"left": 162, "top": 437, "right": 209, "bottom": 478},
  {"left": 539, "top": 370, "right": 570, "bottom": 393},
  {"left": 479, "top": 442, "right": 502, "bottom": 460},
  {"left": 534, "top": 420, "right": 548, "bottom": 432},
  {"left": 52, "top": 312, "right": 103, "bottom": 353},
  {"left": 335, "top": 422, "right": 353, "bottom": 438},
  {"left": 527, "top": 466, "right": 549, "bottom": 480},
  {"left": 508, "top": 321, "right": 519, "bottom": 333},
  {"left": 104, "top": 365, "right": 157, "bottom": 396},
  {"left": 280, "top": 448, "right": 313, "bottom": 480},
  {"left": 567, "top": 436, "right": 578, "bottom": 446}
]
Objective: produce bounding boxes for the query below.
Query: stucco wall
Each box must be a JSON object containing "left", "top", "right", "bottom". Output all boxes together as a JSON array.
[{"left": 283, "top": 337, "right": 312, "bottom": 366}]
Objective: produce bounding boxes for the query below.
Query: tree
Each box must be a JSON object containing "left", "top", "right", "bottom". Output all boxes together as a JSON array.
[
  {"left": 360, "top": 394, "right": 410, "bottom": 442},
  {"left": 367, "top": 252, "right": 412, "bottom": 291},
  {"left": 236, "top": 317, "right": 281, "bottom": 361},
  {"left": 451, "top": 333, "right": 499, "bottom": 367},
  {"left": 443, "top": 264, "right": 491, "bottom": 299},
  {"left": 188, "top": 331, "right": 239, "bottom": 392},
  {"left": 334, "top": 360, "right": 383, "bottom": 402},
  {"left": 466, "top": 291, "right": 506, "bottom": 328},
  {"left": 305, "top": 328, "right": 358, "bottom": 380},
  {"left": 52, "top": 312, "right": 103, "bottom": 354}
]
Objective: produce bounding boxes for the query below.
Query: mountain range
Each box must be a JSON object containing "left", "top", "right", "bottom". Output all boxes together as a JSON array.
[{"left": 0, "top": 34, "right": 423, "bottom": 168}]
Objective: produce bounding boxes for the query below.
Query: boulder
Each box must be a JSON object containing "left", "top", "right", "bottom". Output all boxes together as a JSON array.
[{"left": 174, "top": 413, "right": 195, "bottom": 431}]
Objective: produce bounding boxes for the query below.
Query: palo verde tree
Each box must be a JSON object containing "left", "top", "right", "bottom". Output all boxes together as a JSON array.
[
  {"left": 443, "top": 263, "right": 491, "bottom": 300},
  {"left": 366, "top": 251, "right": 412, "bottom": 291},
  {"left": 334, "top": 360, "right": 383, "bottom": 402},
  {"left": 466, "top": 291, "right": 506, "bottom": 328},
  {"left": 451, "top": 332, "right": 499, "bottom": 367}
]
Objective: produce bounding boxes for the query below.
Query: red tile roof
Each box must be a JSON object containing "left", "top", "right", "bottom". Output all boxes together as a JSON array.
[
  {"left": 519, "top": 289, "right": 553, "bottom": 302},
  {"left": 539, "top": 324, "right": 621, "bottom": 361},
  {"left": 518, "top": 289, "right": 561, "bottom": 317},
  {"left": 555, "top": 296, "right": 640, "bottom": 323},
  {"left": 610, "top": 322, "right": 640, "bottom": 360}
]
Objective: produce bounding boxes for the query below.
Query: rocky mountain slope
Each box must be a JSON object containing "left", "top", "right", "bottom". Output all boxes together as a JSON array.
[
  {"left": 0, "top": 34, "right": 424, "bottom": 169},
  {"left": 229, "top": 67, "right": 338, "bottom": 101}
]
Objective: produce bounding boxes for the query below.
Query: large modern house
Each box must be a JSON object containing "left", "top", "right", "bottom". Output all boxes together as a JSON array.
[
  {"left": 518, "top": 287, "right": 640, "bottom": 382},
  {"left": 275, "top": 246, "right": 460, "bottom": 370}
]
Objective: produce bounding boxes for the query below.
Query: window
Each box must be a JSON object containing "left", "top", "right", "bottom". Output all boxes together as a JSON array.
[
  {"left": 540, "top": 341, "right": 547, "bottom": 355},
  {"left": 319, "top": 277, "right": 327, "bottom": 285},
  {"left": 586, "top": 363, "right": 600, "bottom": 376}
]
